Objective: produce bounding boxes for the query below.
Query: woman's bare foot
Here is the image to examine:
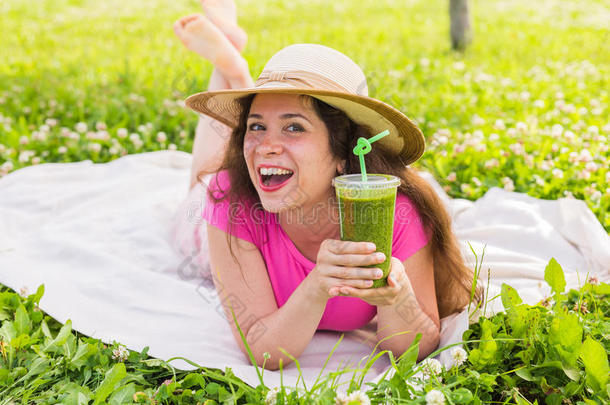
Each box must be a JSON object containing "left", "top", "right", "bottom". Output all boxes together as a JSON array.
[
  {"left": 173, "top": 14, "right": 252, "bottom": 88},
  {"left": 200, "top": 0, "right": 247, "bottom": 52}
]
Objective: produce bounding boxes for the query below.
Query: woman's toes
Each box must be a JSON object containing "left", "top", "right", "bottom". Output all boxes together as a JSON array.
[{"left": 173, "top": 14, "right": 248, "bottom": 83}]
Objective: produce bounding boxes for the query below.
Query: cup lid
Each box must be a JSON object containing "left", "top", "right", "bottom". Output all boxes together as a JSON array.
[{"left": 332, "top": 173, "right": 401, "bottom": 189}]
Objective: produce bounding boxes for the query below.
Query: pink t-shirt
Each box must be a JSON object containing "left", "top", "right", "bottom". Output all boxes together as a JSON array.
[{"left": 202, "top": 170, "right": 430, "bottom": 332}]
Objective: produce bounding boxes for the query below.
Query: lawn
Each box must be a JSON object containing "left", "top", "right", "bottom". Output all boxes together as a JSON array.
[{"left": 0, "top": 0, "right": 608, "bottom": 403}]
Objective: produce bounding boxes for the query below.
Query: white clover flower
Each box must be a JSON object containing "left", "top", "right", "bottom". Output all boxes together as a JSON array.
[
  {"left": 585, "top": 162, "right": 598, "bottom": 172},
  {"left": 32, "top": 131, "right": 47, "bottom": 142},
  {"left": 18, "top": 150, "right": 35, "bottom": 163},
  {"left": 117, "top": 128, "right": 128, "bottom": 138},
  {"left": 334, "top": 389, "right": 348, "bottom": 405},
  {"left": 453, "top": 144, "right": 465, "bottom": 154},
  {"left": 19, "top": 135, "right": 29, "bottom": 145},
  {"left": 489, "top": 133, "right": 500, "bottom": 141},
  {"left": 471, "top": 114, "right": 484, "bottom": 126},
  {"left": 515, "top": 121, "right": 527, "bottom": 132},
  {"left": 31, "top": 157, "right": 41, "bottom": 165},
  {"left": 95, "top": 121, "right": 107, "bottom": 131},
  {"left": 587, "top": 125, "right": 599, "bottom": 135},
  {"left": 57, "top": 146, "right": 68, "bottom": 154},
  {"left": 425, "top": 389, "right": 445, "bottom": 405},
  {"left": 453, "top": 61, "right": 466, "bottom": 71},
  {"left": 346, "top": 390, "right": 371, "bottom": 405},
  {"left": 168, "top": 143, "right": 177, "bottom": 151},
  {"left": 533, "top": 174, "right": 545, "bottom": 186},
  {"left": 590, "top": 190, "right": 602, "bottom": 203},
  {"left": 578, "top": 149, "right": 593, "bottom": 163},
  {"left": 552, "top": 168, "right": 564, "bottom": 179},
  {"left": 493, "top": 119, "right": 505, "bottom": 130},
  {"left": 563, "top": 190, "right": 575, "bottom": 199},
  {"left": 506, "top": 128, "right": 517, "bottom": 137},
  {"left": 577, "top": 170, "right": 591, "bottom": 180},
  {"left": 265, "top": 387, "right": 280, "bottom": 405},
  {"left": 602, "top": 123, "right": 610, "bottom": 134},
  {"left": 75, "top": 122, "right": 88, "bottom": 133},
  {"left": 45, "top": 118, "right": 58, "bottom": 127},
  {"left": 533, "top": 99, "right": 545, "bottom": 108},
  {"left": 1, "top": 161, "right": 13, "bottom": 172},
  {"left": 551, "top": 124, "right": 563, "bottom": 137},
  {"left": 484, "top": 158, "right": 499, "bottom": 169},
  {"left": 19, "top": 286, "right": 29, "bottom": 297},
  {"left": 179, "top": 130, "right": 187, "bottom": 138},
  {"left": 446, "top": 172, "right": 457, "bottom": 182},
  {"left": 519, "top": 91, "right": 530, "bottom": 102},
  {"left": 88, "top": 143, "right": 102, "bottom": 153},
  {"left": 450, "top": 347, "right": 468, "bottom": 368},
  {"left": 471, "top": 177, "right": 482, "bottom": 187},
  {"left": 420, "top": 358, "right": 443, "bottom": 377},
  {"left": 508, "top": 143, "right": 525, "bottom": 155},
  {"left": 435, "top": 134, "right": 448, "bottom": 145},
  {"left": 112, "top": 345, "right": 128, "bottom": 362},
  {"left": 156, "top": 131, "right": 167, "bottom": 143}
]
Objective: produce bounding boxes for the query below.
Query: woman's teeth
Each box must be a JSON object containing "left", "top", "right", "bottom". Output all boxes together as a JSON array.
[{"left": 259, "top": 167, "right": 293, "bottom": 175}]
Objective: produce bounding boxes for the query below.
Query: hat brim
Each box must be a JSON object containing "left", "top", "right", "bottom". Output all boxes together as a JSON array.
[{"left": 185, "top": 87, "right": 425, "bottom": 166}]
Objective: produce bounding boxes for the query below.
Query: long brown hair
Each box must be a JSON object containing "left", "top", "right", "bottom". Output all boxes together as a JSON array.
[{"left": 199, "top": 94, "right": 481, "bottom": 318}]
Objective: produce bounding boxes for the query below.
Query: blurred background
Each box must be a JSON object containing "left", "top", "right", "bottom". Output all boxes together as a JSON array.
[{"left": 1, "top": 0, "right": 608, "bottom": 230}]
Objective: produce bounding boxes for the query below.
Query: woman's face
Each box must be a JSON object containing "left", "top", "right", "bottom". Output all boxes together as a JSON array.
[{"left": 243, "top": 93, "right": 342, "bottom": 213}]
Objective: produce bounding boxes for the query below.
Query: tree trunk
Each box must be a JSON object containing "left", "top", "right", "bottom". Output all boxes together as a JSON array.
[{"left": 449, "top": 0, "right": 472, "bottom": 51}]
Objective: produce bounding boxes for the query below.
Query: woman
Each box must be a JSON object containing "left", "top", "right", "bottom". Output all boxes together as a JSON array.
[{"left": 172, "top": 2, "right": 479, "bottom": 371}]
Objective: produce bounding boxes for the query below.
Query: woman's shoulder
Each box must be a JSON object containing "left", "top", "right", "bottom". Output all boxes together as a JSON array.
[
  {"left": 392, "top": 191, "right": 432, "bottom": 255},
  {"left": 206, "top": 170, "right": 231, "bottom": 199},
  {"left": 395, "top": 191, "right": 423, "bottom": 223}
]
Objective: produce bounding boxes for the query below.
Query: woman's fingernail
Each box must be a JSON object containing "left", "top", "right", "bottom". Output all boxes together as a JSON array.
[{"left": 376, "top": 253, "right": 385, "bottom": 261}]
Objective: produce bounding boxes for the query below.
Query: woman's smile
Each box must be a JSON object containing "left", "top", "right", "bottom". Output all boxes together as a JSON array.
[{"left": 257, "top": 164, "right": 294, "bottom": 191}]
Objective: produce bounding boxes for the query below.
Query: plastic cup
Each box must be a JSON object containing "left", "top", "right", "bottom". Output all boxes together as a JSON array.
[{"left": 332, "top": 174, "right": 401, "bottom": 288}]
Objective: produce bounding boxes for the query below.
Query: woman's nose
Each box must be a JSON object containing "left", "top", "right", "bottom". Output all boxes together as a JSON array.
[{"left": 256, "top": 132, "right": 284, "bottom": 155}]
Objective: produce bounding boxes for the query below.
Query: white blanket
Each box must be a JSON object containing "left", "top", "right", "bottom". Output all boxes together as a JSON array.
[{"left": 0, "top": 151, "right": 608, "bottom": 390}]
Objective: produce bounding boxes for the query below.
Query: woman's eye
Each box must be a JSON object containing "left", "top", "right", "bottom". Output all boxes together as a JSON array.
[
  {"left": 287, "top": 124, "right": 304, "bottom": 132},
  {"left": 248, "top": 123, "right": 264, "bottom": 131}
]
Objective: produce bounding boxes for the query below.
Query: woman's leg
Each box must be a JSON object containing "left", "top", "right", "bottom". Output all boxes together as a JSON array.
[{"left": 173, "top": 6, "right": 254, "bottom": 190}]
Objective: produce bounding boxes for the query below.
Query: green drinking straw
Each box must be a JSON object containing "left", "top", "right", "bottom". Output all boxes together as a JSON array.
[{"left": 352, "top": 129, "right": 390, "bottom": 182}]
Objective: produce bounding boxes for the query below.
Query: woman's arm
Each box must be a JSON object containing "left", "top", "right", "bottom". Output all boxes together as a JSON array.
[
  {"left": 207, "top": 224, "right": 328, "bottom": 371},
  {"left": 376, "top": 243, "right": 440, "bottom": 360}
]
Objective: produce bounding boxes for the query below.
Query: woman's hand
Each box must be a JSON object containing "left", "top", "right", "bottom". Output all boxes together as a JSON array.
[
  {"left": 335, "top": 257, "right": 413, "bottom": 307},
  {"left": 307, "top": 239, "right": 387, "bottom": 301}
]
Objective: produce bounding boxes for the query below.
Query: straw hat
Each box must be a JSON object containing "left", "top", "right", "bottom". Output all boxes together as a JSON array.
[{"left": 185, "top": 43, "right": 425, "bottom": 166}]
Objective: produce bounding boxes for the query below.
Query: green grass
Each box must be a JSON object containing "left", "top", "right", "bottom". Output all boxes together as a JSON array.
[
  {"left": 1, "top": 0, "right": 608, "bottom": 231},
  {"left": 0, "top": 0, "right": 609, "bottom": 403}
]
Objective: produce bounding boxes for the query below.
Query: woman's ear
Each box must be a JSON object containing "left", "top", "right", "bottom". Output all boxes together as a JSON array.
[{"left": 336, "top": 160, "right": 346, "bottom": 175}]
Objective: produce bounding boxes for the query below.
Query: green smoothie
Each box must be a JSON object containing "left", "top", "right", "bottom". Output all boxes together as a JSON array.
[{"left": 333, "top": 174, "right": 400, "bottom": 288}]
